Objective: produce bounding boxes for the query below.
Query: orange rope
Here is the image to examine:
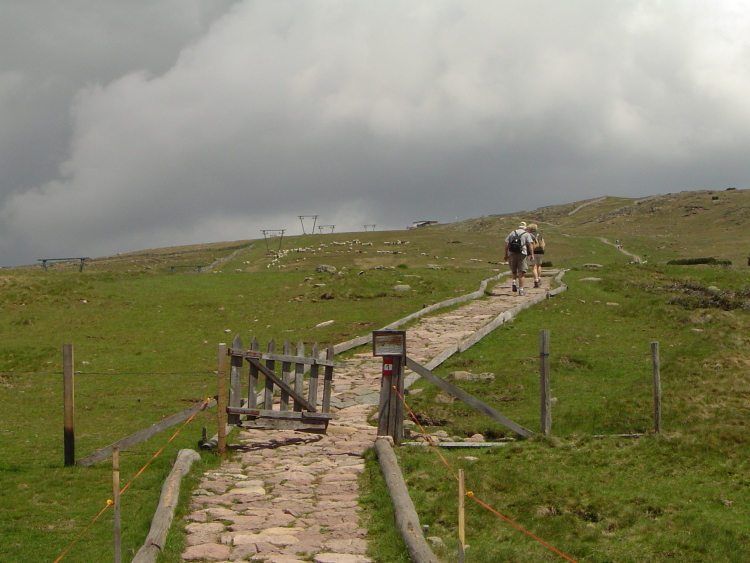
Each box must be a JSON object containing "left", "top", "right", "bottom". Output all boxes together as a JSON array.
[
  {"left": 395, "top": 386, "right": 580, "bottom": 563},
  {"left": 52, "top": 398, "right": 210, "bottom": 562},
  {"left": 120, "top": 397, "right": 209, "bottom": 494},
  {"left": 467, "top": 492, "right": 580, "bottom": 563},
  {"left": 52, "top": 500, "right": 113, "bottom": 563},
  {"left": 394, "top": 385, "right": 457, "bottom": 480}
]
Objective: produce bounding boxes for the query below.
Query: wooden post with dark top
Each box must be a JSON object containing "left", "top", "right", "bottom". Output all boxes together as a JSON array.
[{"left": 63, "top": 344, "right": 75, "bottom": 467}]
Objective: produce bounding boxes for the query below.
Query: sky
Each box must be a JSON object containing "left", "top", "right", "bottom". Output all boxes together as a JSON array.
[{"left": 1, "top": 0, "right": 750, "bottom": 267}]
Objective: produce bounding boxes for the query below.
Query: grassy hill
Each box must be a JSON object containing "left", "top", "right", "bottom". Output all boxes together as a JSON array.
[{"left": 1, "top": 188, "right": 749, "bottom": 562}]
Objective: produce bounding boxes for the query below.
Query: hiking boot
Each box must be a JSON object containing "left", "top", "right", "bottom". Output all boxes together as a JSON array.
[
  {"left": 534, "top": 279, "right": 540, "bottom": 288},
  {"left": 519, "top": 288, "right": 525, "bottom": 296},
  {"left": 511, "top": 283, "right": 517, "bottom": 292}
]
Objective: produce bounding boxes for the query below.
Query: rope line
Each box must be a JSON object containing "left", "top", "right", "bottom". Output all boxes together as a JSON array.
[
  {"left": 52, "top": 500, "right": 113, "bottom": 563},
  {"left": 395, "top": 386, "right": 580, "bottom": 563},
  {"left": 120, "top": 397, "right": 209, "bottom": 495},
  {"left": 51, "top": 397, "right": 209, "bottom": 562},
  {"left": 467, "top": 493, "right": 580, "bottom": 563},
  {"left": 395, "top": 385, "right": 457, "bottom": 480}
]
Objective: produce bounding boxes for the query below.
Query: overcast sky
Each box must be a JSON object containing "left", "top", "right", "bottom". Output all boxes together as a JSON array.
[{"left": 1, "top": 1, "right": 749, "bottom": 267}]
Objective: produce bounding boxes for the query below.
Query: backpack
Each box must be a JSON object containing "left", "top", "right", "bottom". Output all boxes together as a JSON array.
[
  {"left": 507, "top": 230, "right": 524, "bottom": 253},
  {"left": 533, "top": 234, "right": 545, "bottom": 252}
]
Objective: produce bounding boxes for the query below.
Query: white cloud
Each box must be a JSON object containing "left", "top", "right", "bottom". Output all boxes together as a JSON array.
[{"left": 2, "top": 0, "right": 750, "bottom": 265}]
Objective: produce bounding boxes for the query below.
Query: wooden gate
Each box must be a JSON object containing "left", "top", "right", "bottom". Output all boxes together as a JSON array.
[{"left": 223, "top": 335, "right": 337, "bottom": 433}]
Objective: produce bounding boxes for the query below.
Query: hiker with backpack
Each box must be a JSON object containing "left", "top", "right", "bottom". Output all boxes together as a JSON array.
[
  {"left": 526, "top": 223, "right": 544, "bottom": 288},
  {"left": 504, "top": 221, "right": 535, "bottom": 296}
]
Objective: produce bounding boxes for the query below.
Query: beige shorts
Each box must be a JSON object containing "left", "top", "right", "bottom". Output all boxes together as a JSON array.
[{"left": 508, "top": 253, "right": 528, "bottom": 274}]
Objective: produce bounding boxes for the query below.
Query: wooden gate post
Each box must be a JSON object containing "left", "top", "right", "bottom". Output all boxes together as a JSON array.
[
  {"left": 217, "top": 343, "right": 228, "bottom": 457},
  {"left": 539, "top": 330, "right": 551, "bottom": 436},
  {"left": 63, "top": 344, "right": 75, "bottom": 467},
  {"left": 651, "top": 342, "right": 661, "bottom": 433},
  {"left": 228, "top": 335, "right": 243, "bottom": 424},
  {"left": 374, "top": 331, "right": 406, "bottom": 444},
  {"left": 113, "top": 446, "right": 121, "bottom": 563}
]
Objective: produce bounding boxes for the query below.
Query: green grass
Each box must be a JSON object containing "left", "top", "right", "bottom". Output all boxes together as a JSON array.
[
  {"left": 2, "top": 193, "right": 750, "bottom": 562},
  {"left": 370, "top": 263, "right": 750, "bottom": 562},
  {"left": 0, "top": 231, "right": 497, "bottom": 563}
]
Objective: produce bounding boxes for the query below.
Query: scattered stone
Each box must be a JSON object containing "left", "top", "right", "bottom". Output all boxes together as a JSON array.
[
  {"left": 315, "top": 320, "right": 335, "bottom": 328},
  {"left": 447, "top": 371, "right": 495, "bottom": 382},
  {"left": 392, "top": 284, "right": 411, "bottom": 292},
  {"left": 181, "top": 543, "right": 231, "bottom": 561},
  {"left": 580, "top": 277, "right": 602, "bottom": 282},
  {"left": 316, "top": 265, "right": 337, "bottom": 273},
  {"left": 583, "top": 264, "right": 602, "bottom": 269},
  {"left": 433, "top": 392, "right": 455, "bottom": 404},
  {"left": 465, "top": 434, "right": 485, "bottom": 443},
  {"left": 426, "top": 536, "right": 446, "bottom": 549}
]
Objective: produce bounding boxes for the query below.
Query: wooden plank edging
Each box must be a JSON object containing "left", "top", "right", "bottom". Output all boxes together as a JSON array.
[
  {"left": 76, "top": 399, "right": 215, "bottom": 466},
  {"left": 331, "top": 272, "right": 510, "bottom": 356},
  {"left": 374, "top": 438, "right": 441, "bottom": 563},
  {"left": 131, "top": 449, "right": 201, "bottom": 563},
  {"left": 405, "top": 269, "right": 569, "bottom": 387}
]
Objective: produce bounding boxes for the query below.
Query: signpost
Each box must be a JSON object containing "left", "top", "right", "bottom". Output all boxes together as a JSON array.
[{"left": 373, "top": 330, "right": 406, "bottom": 444}]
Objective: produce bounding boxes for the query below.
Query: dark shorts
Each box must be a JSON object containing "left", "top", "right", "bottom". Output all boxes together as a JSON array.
[{"left": 508, "top": 253, "right": 528, "bottom": 273}]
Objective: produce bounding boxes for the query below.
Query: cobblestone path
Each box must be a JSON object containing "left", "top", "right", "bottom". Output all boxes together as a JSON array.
[{"left": 180, "top": 277, "right": 551, "bottom": 563}]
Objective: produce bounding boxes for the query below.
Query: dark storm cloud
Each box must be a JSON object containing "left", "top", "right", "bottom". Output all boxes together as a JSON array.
[{"left": 1, "top": 0, "right": 749, "bottom": 266}]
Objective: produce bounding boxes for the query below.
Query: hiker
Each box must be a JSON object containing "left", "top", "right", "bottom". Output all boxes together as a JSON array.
[
  {"left": 504, "top": 221, "right": 535, "bottom": 295},
  {"left": 526, "top": 223, "right": 544, "bottom": 288}
]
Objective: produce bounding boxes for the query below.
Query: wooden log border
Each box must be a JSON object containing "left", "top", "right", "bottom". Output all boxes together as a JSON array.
[
  {"left": 131, "top": 449, "right": 201, "bottom": 563},
  {"left": 375, "top": 438, "right": 441, "bottom": 563}
]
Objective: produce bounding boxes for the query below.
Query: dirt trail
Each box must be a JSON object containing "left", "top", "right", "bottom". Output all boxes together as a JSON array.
[
  {"left": 180, "top": 276, "right": 552, "bottom": 563},
  {"left": 599, "top": 236, "right": 642, "bottom": 263}
]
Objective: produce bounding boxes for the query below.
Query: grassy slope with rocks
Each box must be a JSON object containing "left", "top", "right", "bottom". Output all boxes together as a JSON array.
[{"left": 1, "top": 188, "right": 749, "bottom": 562}]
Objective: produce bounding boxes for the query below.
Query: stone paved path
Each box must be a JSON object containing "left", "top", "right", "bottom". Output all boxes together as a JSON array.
[{"left": 180, "top": 276, "right": 551, "bottom": 563}]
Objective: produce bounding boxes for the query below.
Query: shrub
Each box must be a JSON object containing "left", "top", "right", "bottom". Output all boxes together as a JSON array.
[{"left": 667, "top": 257, "right": 731, "bottom": 266}]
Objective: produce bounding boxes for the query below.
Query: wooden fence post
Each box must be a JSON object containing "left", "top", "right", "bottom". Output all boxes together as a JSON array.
[
  {"left": 539, "top": 330, "right": 551, "bottom": 436},
  {"left": 373, "top": 330, "right": 407, "bottom": 444},
  {"left": 280, "top": 340, "right": 292, "bottom": 411},
  {"left": 228, "top": 335, "right": 243, "bottom": 424},
  {"left": 217, "top": 343, "right": 227, "bottom": 458},
  {"left": 63, "top": 344, "right": 75, "bottom": 467},
  {"left": 458, "top": 469, "right": 466, "bottom": 563},
  {"left": 113, "top": 446, "right": 121, "bottom": 563},
  {"left": 264, "top": 340, "right": 276, "bottom": 409},
  {"left": 248, "top": 337, "right": 259, "bottom": 409},
  {"left": 652, "top": 342, "right": 661, "bottom": 433},
  {"left": 307, "top": 343, "right": 320, "bottom": 409},
  {"left": 294, "top": 341, "right": 305, "bottom": 412}
]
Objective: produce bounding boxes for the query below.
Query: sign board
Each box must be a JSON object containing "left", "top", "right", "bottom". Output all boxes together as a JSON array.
[{"left": 372, "top": 330, "right": 406, "bottom": 357}]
